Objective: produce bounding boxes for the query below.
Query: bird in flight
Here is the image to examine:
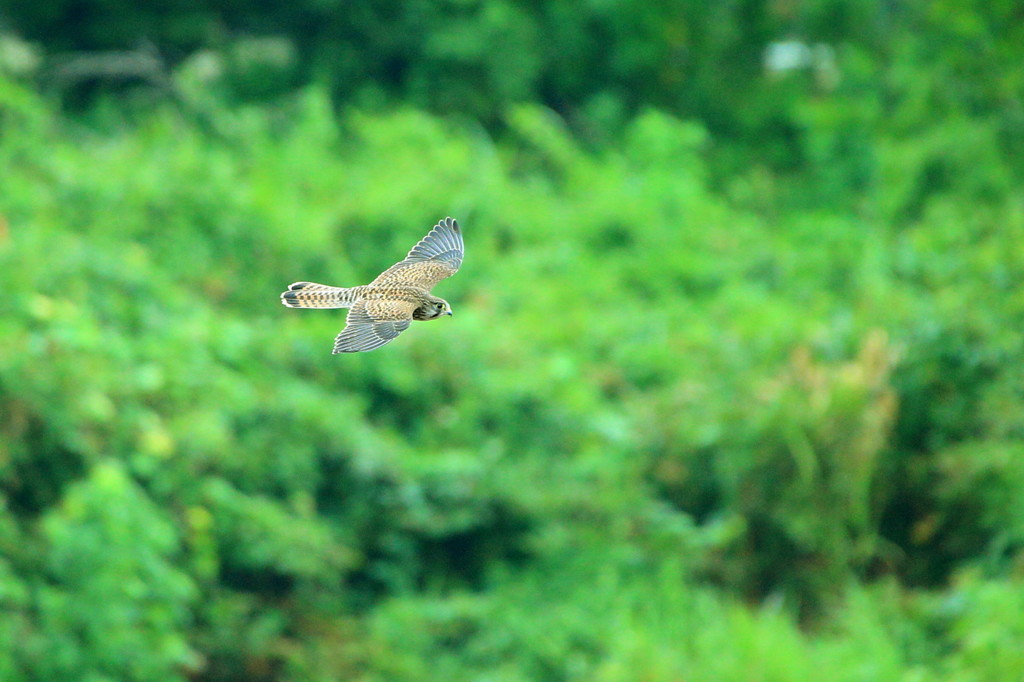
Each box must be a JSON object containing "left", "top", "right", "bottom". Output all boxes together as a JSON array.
[{"left": 281, "top": 217, "right": 464, "bottom": 353}]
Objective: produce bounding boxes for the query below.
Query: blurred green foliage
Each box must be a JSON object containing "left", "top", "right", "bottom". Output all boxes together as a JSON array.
[{"left": 1, "top": 1, "right": 1024, "bottom": 680}]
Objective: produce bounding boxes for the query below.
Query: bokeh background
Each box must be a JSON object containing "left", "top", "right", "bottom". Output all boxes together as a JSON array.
[{"left": 1, "top": 2, "right": 1023, "bottom": 680}]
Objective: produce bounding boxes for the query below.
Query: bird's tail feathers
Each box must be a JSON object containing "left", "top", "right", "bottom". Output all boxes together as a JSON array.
[{"left": 281, "top": 282, "right": 363, "bottom": 309}]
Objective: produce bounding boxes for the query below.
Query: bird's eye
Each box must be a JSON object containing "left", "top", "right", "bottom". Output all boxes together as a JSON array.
[{"left": 436, "top": 302, "right": 444, "bottom": 309}]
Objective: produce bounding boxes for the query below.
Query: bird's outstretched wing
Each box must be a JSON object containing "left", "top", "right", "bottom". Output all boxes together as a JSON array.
[
  {"left": 332, "top": 299, "right": 416, "bottom": 353},
  {"left": 371, "top": 217, "right": 464, "bottom": 291}
]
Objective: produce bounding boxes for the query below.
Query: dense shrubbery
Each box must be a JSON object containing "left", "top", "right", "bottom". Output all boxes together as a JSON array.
[
  {"left": 5, "top": 1, "right": 1024, "bottom": 169},
  {"left": 1, "top": 2, "right": 1023, "bottom": 679}
]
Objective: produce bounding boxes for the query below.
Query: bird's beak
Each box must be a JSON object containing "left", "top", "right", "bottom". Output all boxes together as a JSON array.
[{"left": 446, "top": 310, "right": 453, "bottom": 316}]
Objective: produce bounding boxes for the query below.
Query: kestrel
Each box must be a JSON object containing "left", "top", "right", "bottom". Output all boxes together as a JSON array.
[{"left": 281, "top": 217, "right": 464, "bottom": 353}]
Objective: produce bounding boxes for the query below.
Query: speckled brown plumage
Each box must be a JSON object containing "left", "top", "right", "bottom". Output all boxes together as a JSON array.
[{"left": 281, "top": 217, "right": 464, "bottom": 353}]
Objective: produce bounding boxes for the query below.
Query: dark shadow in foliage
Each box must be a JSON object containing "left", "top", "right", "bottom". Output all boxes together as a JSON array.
[
  {"left": 882, "top": 323, "right": 1007, "bottom": 587},
  {"left": 0, "top": 395, "right": 88, "bottom": 517},
  {"left": 315, "top": 452, "right": 534, "bottom": 611},
  {"left": 587, "top": 221, "right": 635, "bottom": 252},
  {"left": 648, "top": 445, "right": 722, "bottom": 526},
  {"left": 219, "top": 561, "right": 297, "bottom": 599}
]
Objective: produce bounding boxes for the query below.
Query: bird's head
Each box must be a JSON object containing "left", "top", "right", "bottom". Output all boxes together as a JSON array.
[{"left": 414, "top": 296, "right": 453, "bottom": 320}]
